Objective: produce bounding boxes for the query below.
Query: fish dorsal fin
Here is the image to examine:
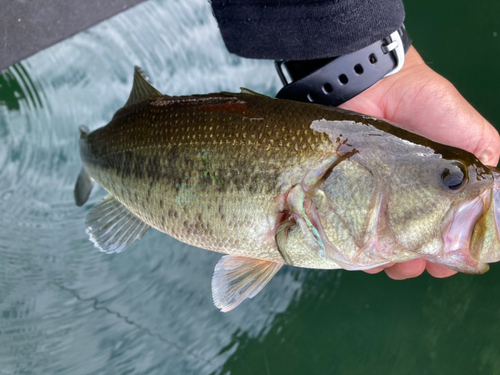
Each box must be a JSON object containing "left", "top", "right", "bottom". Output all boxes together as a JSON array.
[
  {"left": 239, "top": 87, "right": 269, "bottom": 98},
  {"left": 212, "top": 255, "right": 282, "bottom": 312},
  {"left": 85, "top": 195, "right": 150, "bottom": 254},
  {"left": 124, "top": 66, "right": 163, "bottom": 108},
  {"left": 79, "top": 125, "right": 90, "bottom": 138}
]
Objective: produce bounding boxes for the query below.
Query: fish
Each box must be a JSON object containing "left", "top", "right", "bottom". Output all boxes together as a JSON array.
[{"left": 75, "top": 66, "right": 500, "bottom": 312}]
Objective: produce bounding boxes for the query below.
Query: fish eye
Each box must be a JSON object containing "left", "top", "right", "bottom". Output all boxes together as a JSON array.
[{"left": 440, "top": 161, "right": 467, "bottom": 191}]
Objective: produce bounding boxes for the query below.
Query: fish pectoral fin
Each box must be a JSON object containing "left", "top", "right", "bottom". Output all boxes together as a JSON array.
[
  {"left": 212, "top": 255, "right": 282, "bottom": 312},
  {"left": 74, "top": 168, "right": 93, "bottom": 207},
  {"left": 284, "top": 184, "right": 351, "bottom": 268},
  {"left": 124, "top": 66, "right": 163, "bottom": 108},
  {"left": 85, "top": 195, "right": 150, "bottom": 254},
  {"left": 275, "top": 221, "right": 296, "bottom": 266}
]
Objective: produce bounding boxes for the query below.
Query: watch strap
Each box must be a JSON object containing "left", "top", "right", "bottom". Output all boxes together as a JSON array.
[{"left": 275, "top": 25, "right": 412, "bottom": 106}]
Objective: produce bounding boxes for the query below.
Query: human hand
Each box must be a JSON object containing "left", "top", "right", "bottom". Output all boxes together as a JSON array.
[{"left": 339, "top": 46, "right": 500, "bottom": 280}]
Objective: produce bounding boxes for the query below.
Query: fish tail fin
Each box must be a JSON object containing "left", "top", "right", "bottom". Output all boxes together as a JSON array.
[
  {"left": 74, "top": 167, "right": 93, "bottom": 206},
  {"left": 74, "top": 125, "right": 93, "bottom": 206}
]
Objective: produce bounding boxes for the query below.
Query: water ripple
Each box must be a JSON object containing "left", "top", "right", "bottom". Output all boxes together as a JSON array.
[{"left": 0, "top": 0, "right": 295, "bottom": 374}]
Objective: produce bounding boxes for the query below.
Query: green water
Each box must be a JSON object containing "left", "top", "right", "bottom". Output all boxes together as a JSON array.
[{"left": 1, "top": 0, "right": 500, "bottom": 374}]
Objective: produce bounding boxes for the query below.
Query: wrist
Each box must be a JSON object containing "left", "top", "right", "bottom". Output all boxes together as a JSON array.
[{"left": 388, "top": 46, "right": 427, "bottom": 80}]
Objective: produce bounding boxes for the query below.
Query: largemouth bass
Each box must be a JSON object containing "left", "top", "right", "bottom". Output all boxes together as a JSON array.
[{"left": 75, "top": 67, "right": 500, "bottom": 312}]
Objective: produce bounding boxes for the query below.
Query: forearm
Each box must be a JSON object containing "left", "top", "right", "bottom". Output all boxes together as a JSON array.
[{"left": 211, "top": 0, "right": 405, "bottom": 60}]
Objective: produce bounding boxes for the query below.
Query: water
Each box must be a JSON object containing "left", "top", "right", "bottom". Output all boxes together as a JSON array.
[{"left": 0, "top": 0, "right": 500, "bottom": 374}]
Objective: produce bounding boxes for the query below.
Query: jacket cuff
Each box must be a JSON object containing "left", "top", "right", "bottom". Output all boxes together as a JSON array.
[{"left": 211, "top": 0, "right": 405, "bottom": 60}]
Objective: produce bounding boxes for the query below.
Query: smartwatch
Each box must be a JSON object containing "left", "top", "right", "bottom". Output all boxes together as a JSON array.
[{"left": 275, "top": 25, "right": 412, "bottom": 107}]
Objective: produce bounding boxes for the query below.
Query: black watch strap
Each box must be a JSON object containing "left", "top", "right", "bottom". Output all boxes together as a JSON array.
[{"left": 275, "top": 25, "right": 412, "bottom": 107}]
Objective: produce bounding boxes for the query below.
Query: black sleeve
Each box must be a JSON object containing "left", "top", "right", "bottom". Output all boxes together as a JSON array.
[{"left": 210, "top": 0, "right": 405, "bottom": 60}]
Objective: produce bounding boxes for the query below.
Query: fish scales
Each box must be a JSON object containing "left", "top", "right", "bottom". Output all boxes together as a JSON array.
[{"left": 81, "top": 93, "right": 343, "bottom": 263}]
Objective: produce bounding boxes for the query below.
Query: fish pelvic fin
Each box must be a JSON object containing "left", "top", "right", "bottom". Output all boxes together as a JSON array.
[
  {"left": 85, "top": 195, "right": 150, "bottom": 254},
  {"left": 212, "top": 255, "right": 282, "bottom": 312},
  {"left": 74, "top": 167, "right": 93, "bottom": 206},
  {"left": 124, "top": 66, "right": 163, "bottom": 108}
]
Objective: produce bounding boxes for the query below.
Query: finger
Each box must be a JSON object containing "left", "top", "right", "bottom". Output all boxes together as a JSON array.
[
  {"left": 477, "top": 145, "right": 500, "bottom": 167},
  {"left": 384, "top": 258, "right": 426, "bottom": 280},
  {"left": 471, "top": 121, "right": 500, "bottom": 166},
  {"left": 425, "top": 262, "right": 457, "bottom": 278},
  {"left": 364, "top": 263, "right": 395, "bottom": 274}
]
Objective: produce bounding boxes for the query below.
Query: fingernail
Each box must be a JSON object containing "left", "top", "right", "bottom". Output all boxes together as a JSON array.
[{"left": 478, "top": 147, "right": 499, "bottom": 166}]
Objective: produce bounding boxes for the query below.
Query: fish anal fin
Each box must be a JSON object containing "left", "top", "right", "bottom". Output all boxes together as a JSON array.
[
  {"left": 85, "top": 195, "right": 150, "bottom": 254},
  {"left": 124, "top": 66, "right": 163, "bottom": 108},
  {"left": 74, "top": 168, "right": 93, "bottom": 206},
  {"left": 212, "top": 255, "right": 282, "bottom": 312}
]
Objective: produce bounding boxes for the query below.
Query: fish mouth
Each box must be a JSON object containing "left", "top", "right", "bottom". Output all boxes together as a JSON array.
[
  {"left": 440, "top": 168, "right": 500, "bottom": 273},
  {"left": 439, "top": 189, "right": 490, "bottom": 273},
  {"left": 469, "top": 168, "right": 500, "bottom": 267}
]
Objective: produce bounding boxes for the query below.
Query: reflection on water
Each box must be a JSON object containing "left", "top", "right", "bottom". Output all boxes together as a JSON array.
[
  {"left": 2, "top": 0, "right": 500, "bottom": 374},
  {"left": 0, "top": 0, "right": 298, "bottom": 373}
]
